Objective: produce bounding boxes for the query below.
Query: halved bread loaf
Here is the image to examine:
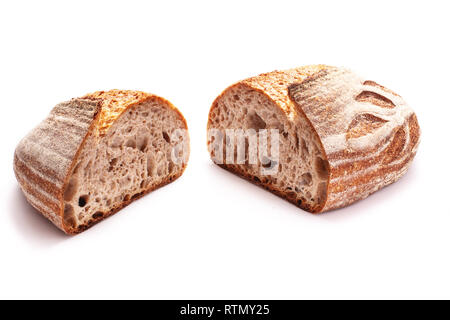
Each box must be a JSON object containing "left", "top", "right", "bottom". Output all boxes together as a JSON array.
[
  {"left": 207, "top": 65, "right": 420, "bottom": 213},
  {"left": 14, "top": 90, "right": 189, "bottom": 234}
]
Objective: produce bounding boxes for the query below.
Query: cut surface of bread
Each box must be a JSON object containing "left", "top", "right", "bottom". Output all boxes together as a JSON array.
[
  {"left": 14, "top": 90, "right": 189, "bottom": 234},
  {"left": 207, "top": 65, "right": 420, "bottom": 213}
]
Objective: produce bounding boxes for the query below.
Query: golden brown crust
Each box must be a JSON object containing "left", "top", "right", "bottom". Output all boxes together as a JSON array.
[
  {"left": 83, "top": 90, "right": 151, "bottom": 136},
  {"left": 82, "top": 89, "right": 188, "bottom": 136},
  {"left": 241, "top": 65, "right": 327, "bottom": 118}
]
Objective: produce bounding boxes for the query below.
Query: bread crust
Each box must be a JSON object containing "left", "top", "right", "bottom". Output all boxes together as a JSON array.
[
  {"left": 14, "top": 90, "right": 189, "bottom": 234},
  {"left": 207, "top": 65, "right": 420, "bottom": 213}
]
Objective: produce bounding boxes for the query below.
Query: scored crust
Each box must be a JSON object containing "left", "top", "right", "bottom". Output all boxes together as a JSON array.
[
  {"left": 207, "top": 65, "right": 420, "bottom": 213},
  {"left": 14, "top": 90, "right": 189, "bottom": 234}
]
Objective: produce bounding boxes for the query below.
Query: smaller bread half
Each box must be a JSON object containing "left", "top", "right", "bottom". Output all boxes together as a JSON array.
[
  {"left": 207, "top": 65, "right": 420, "bottom": 212},
  {"left": 14, "top": 90, "right": 189, "bottom": 234}
]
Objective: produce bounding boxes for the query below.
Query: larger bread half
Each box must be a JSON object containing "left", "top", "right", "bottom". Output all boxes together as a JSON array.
[
  {"left": 14, "top": 90, "right": 189, "bottom": 234},
  {"left": 207, "top": 65, "right": 420, "bottom": 212}
]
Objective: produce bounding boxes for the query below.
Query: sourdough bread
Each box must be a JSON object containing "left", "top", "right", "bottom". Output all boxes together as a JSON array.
[
  {"left": 207, "top": 65, "right": 420, "bottom": 212},
  {"left": 14, "top": 90, "right": 189, "bottom": 234}
]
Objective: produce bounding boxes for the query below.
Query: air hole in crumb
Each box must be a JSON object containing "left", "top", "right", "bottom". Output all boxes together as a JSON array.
[
  {"left": 261, "top": 156, "right": 277, "bottom": 169},
  {"left": 287, "top": 191, "right": 296, "bottom": 198},
  {"left": 126, "top": 138, "right": 136, "bottom": 148},
  {"left": 132, "top": 192, "right": 143, "bottom": 200},
  {"left": 253, "top": 176, "right": 261, "bottom": 183},
  {"left": 92, "top": 212, "right": 103, "bottom": 219},
  {"left": 64, "top": 177, "right": 78, "bottom": 201},
  {"left": 78, "top": 195, "right": 89, "bottom": 207},
  {"left": 147, "top": 154, "right": 155, "bottom": 177},
  {"left": 317, "top": 182, "right": 327, "bottom": 204},
  {"left": 315, "top": 157, "right": 329, "bottom": 180},
  {"left": 299, "top": 172, "right": 313, "bottom": 186},
  {"left": 247, "top": 111, "right": 266, "bottom": 130},
  {"left": 108, "top": 158, "right": 118, "bottom": 171},
  {"left": 137, "top": 135, "right": 148, "bottom": 152},
  {"left": 168, "top": 161, "right": 174, "bottom": 174},
  {"left": 111, "top": 136, "right": 123, "bottom": 148},
  {"left": 301, "top": 138, "right": 309, "bottom": 157},
  {"left": 162, "top": 131, "right": 170, "bottom": 143},
  {"left": 63, "top": 204, "right": 76, "bottom": 228},
  {"left": 73, "top": 162, "right": 81, "bottom": 174}
]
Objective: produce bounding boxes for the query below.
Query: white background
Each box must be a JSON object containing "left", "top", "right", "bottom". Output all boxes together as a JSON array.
[{"left": 0, "top": 0, "right": 449, "bottom": 299}]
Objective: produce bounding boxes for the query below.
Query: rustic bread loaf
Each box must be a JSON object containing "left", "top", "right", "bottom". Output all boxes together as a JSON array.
[
  {"left": 14, "top": 90, "right": 189, "bottom": 234},
  {"left": 207, "top": 65, "right": 420, "bottom": 212}
]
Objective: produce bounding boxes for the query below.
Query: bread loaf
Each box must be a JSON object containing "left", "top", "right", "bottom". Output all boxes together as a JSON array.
[
  {"left": 207, "top": 65, "right": 420, "bottom": 212},
  {"left": 14, "top": 90, "right": 189, "bottom": 234}
]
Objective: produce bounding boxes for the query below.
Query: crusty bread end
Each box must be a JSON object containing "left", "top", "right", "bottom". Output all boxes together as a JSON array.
[{"left": 14, "top": 90, "right": 190, "bottom": 234}]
